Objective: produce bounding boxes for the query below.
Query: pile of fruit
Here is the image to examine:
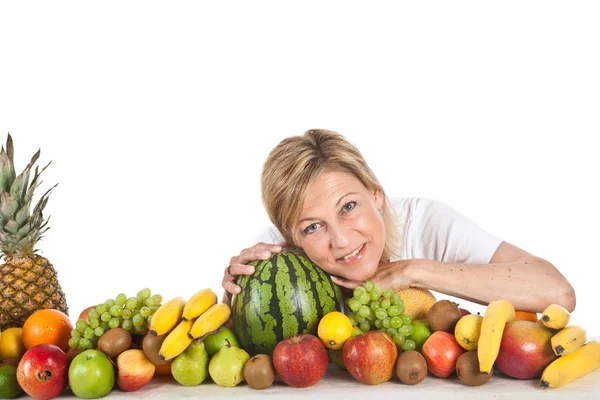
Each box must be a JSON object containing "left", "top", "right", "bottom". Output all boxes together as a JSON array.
[
  {"left": 69, "top": 288, "right": 163, "bottom": 351},
  {"left": 0, "top": 287, "right": 243, "bottom": 398},
  {"left": 2, "top": 284, "right": 600, "bottom": 398},
  {"left": 317, "top": 281, "right": 600, "bottom": 389}
]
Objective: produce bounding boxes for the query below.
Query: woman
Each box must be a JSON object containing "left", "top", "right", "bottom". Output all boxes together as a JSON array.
[{"left": 222, "top": 129, "right": 576, "bottom": 313}]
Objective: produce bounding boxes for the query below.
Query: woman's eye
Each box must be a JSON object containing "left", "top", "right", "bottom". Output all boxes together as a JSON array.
[
  {"left": 304, "top": 223, "right": 319, "bottom": 234},
  {"left": 343, "top": 201, "right": 356, "bottom": 212}
]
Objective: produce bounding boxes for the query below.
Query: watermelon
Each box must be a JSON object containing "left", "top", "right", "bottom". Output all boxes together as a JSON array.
[{"left": 231, "top": 249, "right": 343, "bottom": 356}]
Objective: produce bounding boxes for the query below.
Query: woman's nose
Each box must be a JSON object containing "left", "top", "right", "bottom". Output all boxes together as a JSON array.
[{"left": 329, "top": 224, "right": 350, "bottom": 249}]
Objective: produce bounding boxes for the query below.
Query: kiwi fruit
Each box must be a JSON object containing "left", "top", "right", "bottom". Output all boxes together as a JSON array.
[
  {"left": 427, "top": 300, "right": 463, "bottom": 333},
  {"left": 396, "top": 350, "right": 428, "bottom": 385},
  {"left": 142, "top": 332, "right": 169, "bottom": 365},
  {"left": 243, "top": 354, "right": 276, "bottom": 390},
  {"left": 456, "top": 351, "right": 492, "bottom": 386},
  {"left": 96, "top": 328, "right": 132, "bottom": 358}
]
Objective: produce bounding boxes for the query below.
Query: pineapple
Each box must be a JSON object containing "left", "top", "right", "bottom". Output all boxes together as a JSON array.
[{"left": 0, "top": 134, "right": 67, "bottom": 330}]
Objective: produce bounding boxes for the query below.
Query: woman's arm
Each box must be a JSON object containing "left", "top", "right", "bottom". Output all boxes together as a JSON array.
[{"left": 406, "top": 241, "right": 576, "bottom": 313}]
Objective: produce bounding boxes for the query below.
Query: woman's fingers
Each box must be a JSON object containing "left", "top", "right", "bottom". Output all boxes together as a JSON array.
[
  {"left": 227, "top": 263, "right": 256, "bottom": 276},
  {"left": 232, "top": 243, "right": 285, "bottom": 265},
  {"left": 330, "top": 275, "right": 364, "bottom": 290},
  {"left": 223, "top": 242, "right": 289, "bottom": 302},
  {"left": 222, "top": 266, "right": 242, "bottom": 296},
  {"left": 225, "top": 280, "right": 242, "bottom": 295}
]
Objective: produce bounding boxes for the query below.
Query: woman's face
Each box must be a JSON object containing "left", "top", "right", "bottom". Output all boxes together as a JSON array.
[{"left": 294, "top": 170, "right": 386, "bottom": 282}]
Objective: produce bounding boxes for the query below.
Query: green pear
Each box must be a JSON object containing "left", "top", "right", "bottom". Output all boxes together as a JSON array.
[
  {"left": 171, "top": 339, "right": 209, "bottom": 386},
  {"left": 209, "top": 339, "right": 250, "bottom": 387}
]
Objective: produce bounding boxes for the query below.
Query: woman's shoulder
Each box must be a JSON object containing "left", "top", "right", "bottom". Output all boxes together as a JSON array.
[
  {"left": 390, "top": 196, "right": 474, "bottom": 232},
  {"left": 389, "top": 196, "right": 444, "bottom": 219}
]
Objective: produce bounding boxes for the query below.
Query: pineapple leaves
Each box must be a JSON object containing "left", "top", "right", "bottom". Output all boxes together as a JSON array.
[
  {"left": 0, "top": 192, "right": 19, "bottom": 221},
  {"left": 15, "top": 200, "right": 32, "bottom": 226},
  {"left": 24, "top": 162, "right": 51, "bottom": 207},
  {"left": 10, "top": 149, "right": 41, "bottom": 204},
  {"left": 0, "top": 134, "right": 56, "bottom": 256},
  {"left": 0, "top": 149, "right": 16, "bottom": 194}
]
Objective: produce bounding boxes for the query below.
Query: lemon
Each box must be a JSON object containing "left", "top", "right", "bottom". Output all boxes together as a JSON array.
[
  {"left": 317, "top": 311, "right": 353, "bottom": 350},
  {"left": 0, "top": 364, "right": 22, "bottom": 399},
  {"left": 454, "top": 314, "right": 483, "bottom": 351},
  {"left": 0, "top": 328, "right": 26, "bottom": 360}
]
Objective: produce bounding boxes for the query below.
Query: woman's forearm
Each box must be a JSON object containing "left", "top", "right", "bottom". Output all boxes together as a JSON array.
[{"left": 407, "top": 259, "right": 575, "bottom": 313}]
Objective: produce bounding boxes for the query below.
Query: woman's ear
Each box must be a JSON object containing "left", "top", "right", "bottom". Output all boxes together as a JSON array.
[{"left": 373, "top": 189, "right": 384, "bottom": 210}]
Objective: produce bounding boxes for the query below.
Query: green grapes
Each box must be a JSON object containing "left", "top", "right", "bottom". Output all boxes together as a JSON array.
[
  {"left": 344, "top": 280, "right": 420, "bottom": 351},
  {"left": 115, "top": 293, "right": 127, "bottom": 306},
  {"left": 68, "top": 288, "right": 163, "bottom": 350}
]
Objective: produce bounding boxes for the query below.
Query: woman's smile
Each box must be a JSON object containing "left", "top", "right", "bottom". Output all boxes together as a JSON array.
[{"left": 337, "top": 243, "right": 367, "bottom": 263}]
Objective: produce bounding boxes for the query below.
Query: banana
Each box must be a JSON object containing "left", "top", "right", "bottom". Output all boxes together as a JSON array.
[
  {"left": 149, "top": 296, "right": 186, "bottom": 336},
  {"left": 551, "top": 325, "right": 586, "bottom": 356},
  {"left": 188, "top": 303, "right": 231, "bottom": 339},
  {"left": 540, "top": 341, "right": 600, "bottom": 389},
  {"left": 158, "top": 318, "right": 195, "bottom": 361},
  {"left": 182, "top": 288, "right": 218, "bottom": 321},
  {"left": 540, "top": 304, "right": 570, "bottom": 330},
  {"left": 477, "top": 299, "right": 515, "bottom": 374}
]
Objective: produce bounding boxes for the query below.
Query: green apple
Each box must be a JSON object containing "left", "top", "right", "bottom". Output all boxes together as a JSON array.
[
  {"left": 203, "top": 327, "right": 239, "bottom": 357},
  {"left": 408, "top": 319, "right": 432, "bottom": 352},
  {"left": 68, "top": 350, "right": 115, "bottom": 398}
]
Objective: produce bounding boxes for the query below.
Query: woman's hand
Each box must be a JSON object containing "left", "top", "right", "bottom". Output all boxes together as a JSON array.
[
  {"left": 330, "top": 260, "right": 416, "bottom": 292},
  {"left": 221, "top": 242, "right": 288, "bottom": 306}
]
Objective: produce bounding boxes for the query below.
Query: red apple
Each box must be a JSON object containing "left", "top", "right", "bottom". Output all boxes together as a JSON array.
[
  {"left": 422, "top": 331, "right": 465, "bottom": 378},
  {"left": 78, "top": 306, "right": 96, "bottom": 322},
  {"left": 495, "top": 320, "right": 557, "bottom": 379},
  {"left": 272, "top": 334, "right": 328, "bottom": 388},
  {"left": 459, "top": 308, "right": 471, "bottom": 317},
  {"left": 116, "top": 349, "right": 155, "bottom": 392},
  {"left": 343, "top": 330, "right": 398, "bottom": 385},
  {"left": 16, "top": 344, "right": 68, "bottom": 400}
]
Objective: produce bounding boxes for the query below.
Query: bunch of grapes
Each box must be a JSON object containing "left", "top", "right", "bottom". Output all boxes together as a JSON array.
[
  {"left": 69, "top": 288, "right": 162, "bottom": 350},
  {"left": 345, "top": 280, "right": 417, "bottom": 351}
]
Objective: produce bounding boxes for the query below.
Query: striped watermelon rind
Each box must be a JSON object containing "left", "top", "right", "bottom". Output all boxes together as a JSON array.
[{"left": 231, "top": 249, "right": 342, "bottom": 356}]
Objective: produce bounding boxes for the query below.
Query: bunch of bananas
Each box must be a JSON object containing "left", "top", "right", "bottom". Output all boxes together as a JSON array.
[
  {"left": 538, "top": 304, "right": 600, "bottom": 389},
  {"left": 148, "top": 288, "right": 231, "bottom": 361},
  {"left": 474, "top": 300, "right": 599, "bottom": 389}
]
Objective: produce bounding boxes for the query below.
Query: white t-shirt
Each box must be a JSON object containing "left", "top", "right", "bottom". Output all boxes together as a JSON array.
[{"left": 255, "top": 197, "right": 503, "bottom": 264}]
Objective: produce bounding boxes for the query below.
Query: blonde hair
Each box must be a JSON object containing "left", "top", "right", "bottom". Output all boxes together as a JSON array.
[{"left": 261, "top": 129, "right": 400, "bottom": 263}]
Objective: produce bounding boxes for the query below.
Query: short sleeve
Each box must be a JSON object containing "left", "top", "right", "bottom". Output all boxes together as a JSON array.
[
  {"left": 253, "top": 225, "right": 284, "bottom": 245},
  {"left": 405, "top": 198, "right": 503, "bottom": 264}
]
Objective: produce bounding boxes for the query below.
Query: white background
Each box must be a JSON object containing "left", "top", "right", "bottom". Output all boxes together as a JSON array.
[{"left": 1, "top": 1, "right": 598, "bottom": 334}]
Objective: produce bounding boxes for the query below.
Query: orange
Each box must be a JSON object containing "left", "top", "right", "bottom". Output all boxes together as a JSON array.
[
  {"left": 22, "top": 309, "right": 73, "bottom": 352},
  {"left": 515, "top": 310, "right": 538, "bottom": 322},
  {"left": 395, "top": 288, "right": 437, "bottom": 320},
  {"left": 154, "top": 360, "right": 173, "bottom": 376}
]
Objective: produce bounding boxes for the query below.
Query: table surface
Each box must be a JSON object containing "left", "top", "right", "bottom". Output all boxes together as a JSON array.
[{"left": 20, "top": 337, "right": 600, "bottom": 399}]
